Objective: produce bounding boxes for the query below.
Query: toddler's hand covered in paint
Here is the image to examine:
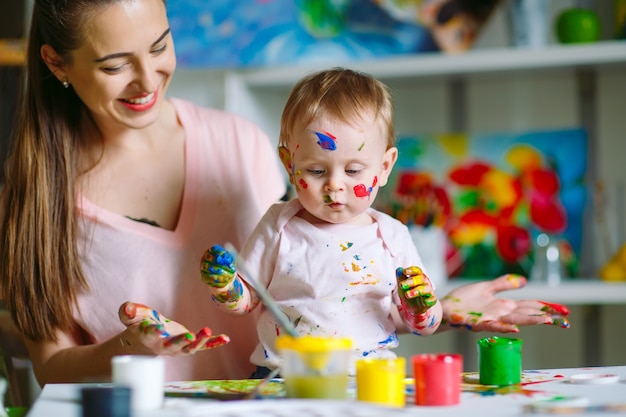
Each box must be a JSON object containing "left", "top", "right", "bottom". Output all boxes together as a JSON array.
[
  {"left": 396, "top": 266, "right": 438, "bottom": 314},
  {"left": 118, "top": 302, "right": 230, "bottom": 356},
  {"left": 200, "top": 245, "right": 237, "bottom": 288},
  {"left": 440, "top": 274, "right": 571, "bottom": 333}
]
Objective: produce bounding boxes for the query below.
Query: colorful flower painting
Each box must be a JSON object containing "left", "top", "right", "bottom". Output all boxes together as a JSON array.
[{"left": 375, "top": 129, "right": 587, "bottom": 279}]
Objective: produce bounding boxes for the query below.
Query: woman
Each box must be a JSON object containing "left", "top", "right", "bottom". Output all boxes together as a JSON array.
[{"left": 0, "top": 0, "right": 568, "bottom": 386}]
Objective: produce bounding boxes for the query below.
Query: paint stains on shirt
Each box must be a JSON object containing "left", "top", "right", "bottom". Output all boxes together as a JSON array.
[{"left": 340, "top": 241, "right": 353, "bottom": 251}]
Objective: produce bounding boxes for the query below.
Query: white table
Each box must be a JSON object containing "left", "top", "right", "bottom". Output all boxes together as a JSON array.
[{"left": 27, "top": 365, "right": 626, "bottom": 417}]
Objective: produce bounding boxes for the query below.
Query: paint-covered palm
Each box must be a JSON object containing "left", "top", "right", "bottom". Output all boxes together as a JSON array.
[
  {"left": 200, "top": 244, "right": 237, "bottom": 288},
  {"left": 118, "top": 302, "right": 230, "bottom": 356},
  {"left": 439, "top": 274, "right": 571, "bottom": 333}
]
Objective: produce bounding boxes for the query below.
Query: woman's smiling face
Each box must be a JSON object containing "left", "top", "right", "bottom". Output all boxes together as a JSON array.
[{"left": 57, "top": 0, "right": 176, "bottom": 132}]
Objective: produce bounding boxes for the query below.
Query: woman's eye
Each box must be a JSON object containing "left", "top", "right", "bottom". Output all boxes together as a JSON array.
[
  {"left": 102, "top": 65, "right": 125, "bottom": 74},
  {"left": 152, "top": 44, "right": 167, "bottom": 55}
]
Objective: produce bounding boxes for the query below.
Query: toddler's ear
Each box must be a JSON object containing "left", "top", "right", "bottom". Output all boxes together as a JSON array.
[
  {"left": 278, "top": 146, "right": 295, "bottom": 184},
  {"left": 377, "top": 146, "right": 399, "bottom": 187}
]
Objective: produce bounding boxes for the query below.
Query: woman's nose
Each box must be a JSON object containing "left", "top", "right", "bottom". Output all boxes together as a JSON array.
[{"left": 133, "top": 60, "right": 158, "bottom": 92}]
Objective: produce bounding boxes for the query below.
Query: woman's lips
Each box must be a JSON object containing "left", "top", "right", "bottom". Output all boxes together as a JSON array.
[{"left": 118, "top": 89, "right": 158, "bottom": 112}]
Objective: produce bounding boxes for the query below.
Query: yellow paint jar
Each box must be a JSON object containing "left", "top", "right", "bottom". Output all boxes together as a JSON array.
[
  {"left": 356, "top": 357, "right": 406, "bottom": 407},
  {"left": 276, "top": 335, "right": 352, "bottom": 399}
]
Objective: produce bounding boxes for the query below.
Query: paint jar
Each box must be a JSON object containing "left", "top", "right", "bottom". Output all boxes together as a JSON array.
[
  {"left": 412, "top": 353, "right": 462, "bottom": 406},
  {"left": 276, "top": 335, "right": 352, "bottom": 399},
  {"left": 355, "top": 357, "right": 406, "bottom": 407},
  {"left": 477, "top": 336, "right": 523, "bottom": 385},
  {"left": 111, "top": 355, "right": 165, "bottom": 411},
  {"left": 81, "top": 386, "right": 131, "bottom": 417}
]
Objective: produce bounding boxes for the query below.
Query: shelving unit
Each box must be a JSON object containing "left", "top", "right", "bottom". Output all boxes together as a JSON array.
[
  {"left": 219, "top": 41, "right": 626, "bottom": 369},
  {"left": 231, "top": 40, "right": 626, "bottom": 87},
  {"left": 224, "top": 40, "right": 626, "bottom": 154},
  {"left": 0, "top": 38, "right": 25, "bottom": 66},
  {"left": 224, "top": 42, "right": 626, "bottom": 274},
  {"left": 0, "top": 38, "right": 26, "bottom": 182},
  {"left": 440, "top": 279, "right": 626, "bottom": 305}
]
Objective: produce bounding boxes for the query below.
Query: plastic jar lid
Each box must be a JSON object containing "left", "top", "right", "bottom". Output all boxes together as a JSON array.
[{"left": 275, "top": 335, "right": 352, "bottom": 352}]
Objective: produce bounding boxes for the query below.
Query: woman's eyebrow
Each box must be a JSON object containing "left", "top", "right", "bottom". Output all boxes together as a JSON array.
[{"left": 94, "top": 28, "right": 171, "bottom": 63}]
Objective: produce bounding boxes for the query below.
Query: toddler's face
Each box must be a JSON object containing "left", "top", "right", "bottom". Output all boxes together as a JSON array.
[{"left": 284, "top": 114, "right": 397, "bottom": 225}]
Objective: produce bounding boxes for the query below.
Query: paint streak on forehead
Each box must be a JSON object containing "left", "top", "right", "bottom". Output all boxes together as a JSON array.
[
  {"left": 314, "top": 131, "right": 337, "bottom": 150},
  {"left": 313, "top": 131, "right": 367, "bottom": 153}
]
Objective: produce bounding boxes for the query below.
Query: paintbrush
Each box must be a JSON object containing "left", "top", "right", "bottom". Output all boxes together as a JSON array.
[{"left": 224, "top": 243, "right": 298, "bottom": 338}]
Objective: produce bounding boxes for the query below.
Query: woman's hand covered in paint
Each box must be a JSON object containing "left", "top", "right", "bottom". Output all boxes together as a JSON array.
[
  {"left": 440, "top": 274, "right": 571, "bottom": 333},
  {"left": 200, "top": 244, "right": 237, "bottom": 288},
  {"left": 118, "top": 302, "right": 230, "bottom": 355},
  {"left": 396, "top": 266, "right": 438, "bottom": 315}
]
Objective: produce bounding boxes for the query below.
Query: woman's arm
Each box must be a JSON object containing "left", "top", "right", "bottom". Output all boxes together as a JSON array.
[
  {"left": 26, "top": 301, "right": 231, "bottom": 386},
  {"left": 437, "top": 274, "right": 570, "bottom": 333},
  {"left": 25, "top": 325, "right": 125, "bottom": 385}
]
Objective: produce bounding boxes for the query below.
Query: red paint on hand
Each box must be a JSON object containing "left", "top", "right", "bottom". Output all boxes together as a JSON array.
[
  {"left": 205, "top": 334, "right": 230, "bottom": 349},
  {"left": 540, "top": 301, "right": 570, "bottom": 316}
]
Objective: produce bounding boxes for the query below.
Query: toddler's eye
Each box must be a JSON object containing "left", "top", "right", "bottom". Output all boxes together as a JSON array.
[
  {"left": 346, "top": 169, "right": 361, "bottom": 175},
  {"left": 307, "top": 169, "right": 325, "bottom": 176}
]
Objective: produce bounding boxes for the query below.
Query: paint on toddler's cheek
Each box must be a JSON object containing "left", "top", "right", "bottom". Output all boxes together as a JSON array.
[
  {"left": 294, "top": 169, "right": 302, "bottom": 191},
  {"left": 354, "top": 184, "right": 369, "bottom": 198},
  {"left": 353, "top": 176, "right": 378, "bottom": 198},
  {"left": 323, "top": 195, "right": 333, "bottom": 204},
  {"left": 314, "top": 131, "right": 337, "bottom": 150},
  {"left": 298, "top": 178, "right": 308, "bottom": 189}
]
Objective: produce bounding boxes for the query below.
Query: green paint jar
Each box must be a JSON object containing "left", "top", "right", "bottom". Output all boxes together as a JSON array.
[{"left": 477, "top": 336, "right": 523, "bottom": 385}]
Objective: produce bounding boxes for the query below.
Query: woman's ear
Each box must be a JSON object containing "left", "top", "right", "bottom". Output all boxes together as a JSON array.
[{"left": 40, "top": 44, "right": 68, "bottom": 83}]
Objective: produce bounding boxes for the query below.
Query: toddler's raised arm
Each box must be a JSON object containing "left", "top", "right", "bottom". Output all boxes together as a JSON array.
[{"left": 200, "top": 244, "right": 257, "bottom": 315}]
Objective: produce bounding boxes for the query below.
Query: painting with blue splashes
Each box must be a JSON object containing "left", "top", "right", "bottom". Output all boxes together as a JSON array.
[{"left": 167, "top": 0, "right": 436, "bottom": 68}]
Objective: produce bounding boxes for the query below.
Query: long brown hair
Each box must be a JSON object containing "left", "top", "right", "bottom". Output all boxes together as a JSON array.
[{"left": 0, "top": 0, "right": 124, "bottom": 342}]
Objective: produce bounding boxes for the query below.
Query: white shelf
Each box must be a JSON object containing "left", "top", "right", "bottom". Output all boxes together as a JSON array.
[
  {"left": 234, "top": 40, "right": 626, "bottom": 88},
  {"left": 439, "top": 279, "right": 626, "bottom": 306}
]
